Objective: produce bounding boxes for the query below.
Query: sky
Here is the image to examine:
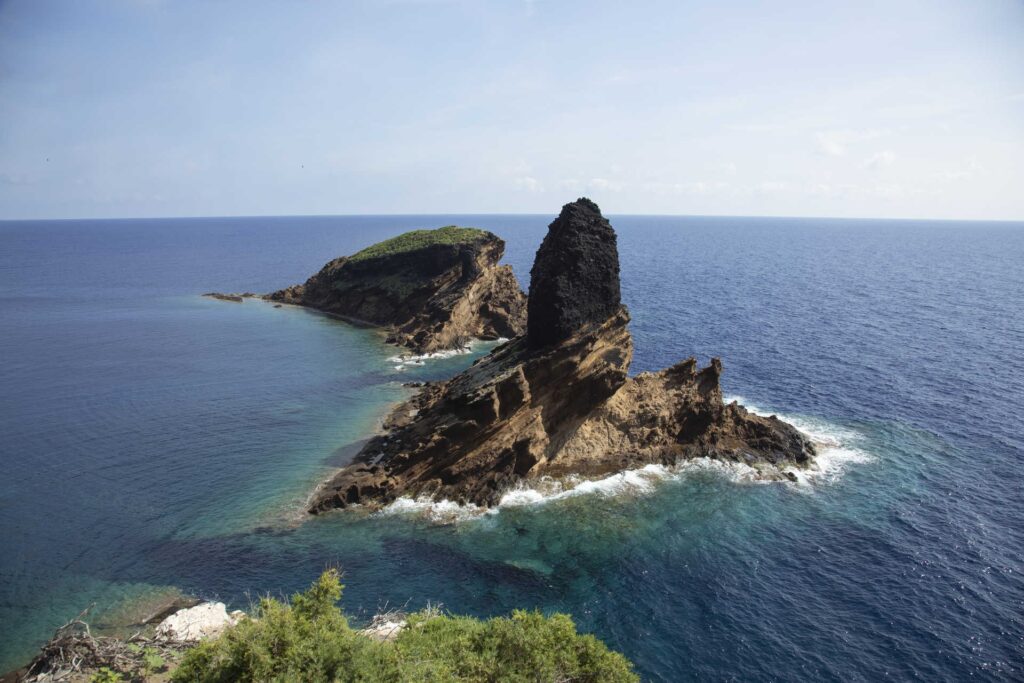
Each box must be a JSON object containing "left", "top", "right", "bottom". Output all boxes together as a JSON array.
[{"left": 0, "top": 0, "right": 1022, "bottom": 220}]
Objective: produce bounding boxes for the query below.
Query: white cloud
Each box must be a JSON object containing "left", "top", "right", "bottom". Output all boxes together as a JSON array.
[
  {"left": 506, "top": 159, "right": 533, "bottom": 175},
  {"left": 758, "top": 181, "right": 790, "bottom": 193},
  {"left": 0, "top": 171, "right": 35, "bottom": 186},
  {"left": 639, "top": 181, "right": 733, "bottom": 196},
  {"left": 588, "top": 178, "right": 623, "bottom": 192},
  {"left": 814, "top": 129, "right": 886, "bottom": 157},
  {"left": 862, "top": 150, "right": 896, "bottom": 170},
  {"left": 815, "top": 132, "right": 847, "bottom": 157},
  {"left": 514, "top": 176, "right": 542, "bottom": 192},
  {"left": 728, "top": 123, "right": 787, "bottom": 133},
  {"left": 933, "top": 157, "right": 982, "bottom": 182},
  {"left": 871, "top": 184, "right": 905, "bottom": 199}
]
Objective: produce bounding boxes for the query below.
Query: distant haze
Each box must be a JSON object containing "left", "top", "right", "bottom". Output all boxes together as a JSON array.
[{"left": 1, "top": 0, "right": 1022, "bottom": 221}]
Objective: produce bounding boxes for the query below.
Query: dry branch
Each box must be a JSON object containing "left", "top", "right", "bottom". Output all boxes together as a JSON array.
[{"left": 23, "top": 606, "right": 191, "bottom": 682}]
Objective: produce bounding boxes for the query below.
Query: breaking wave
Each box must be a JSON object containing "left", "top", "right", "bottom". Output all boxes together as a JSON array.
[
  {"left": 376, "top": 398, "right": 874, "bottom": 523},
  {"left": 375, "top": 495, "right": 486, "bottom": 524},
  {"left": 387, "top": 338, "right": 509, "bottom": 369},
  {"left": 724, "top": 395, "right": 875, "bottom": 486}
]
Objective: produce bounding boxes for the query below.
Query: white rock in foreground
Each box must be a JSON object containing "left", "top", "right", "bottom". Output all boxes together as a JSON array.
[
  {"left": 156, "top": 602, "right": 243, "bottom": 641},
  {"left": 359, "top": 617, "right": 407, "bottom": 642}
]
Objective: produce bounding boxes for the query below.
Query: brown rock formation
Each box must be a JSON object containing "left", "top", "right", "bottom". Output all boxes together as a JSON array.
[
  {"left": 266, "top": 227, "right": 526, "bottom": 354},
  {"left": 309, "top": 199, "right": 815, "bottom": 513}
]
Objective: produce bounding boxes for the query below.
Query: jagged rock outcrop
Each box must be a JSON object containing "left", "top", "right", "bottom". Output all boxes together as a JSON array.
[
  {"left": 266, "top": 226, "right": 526, "bottom": 354},
  {"left": 309, "top": 199, "right": 815, "bottom": 512},
  {"left": 202, "top": 292, "right": 246, "bottom": 303}
]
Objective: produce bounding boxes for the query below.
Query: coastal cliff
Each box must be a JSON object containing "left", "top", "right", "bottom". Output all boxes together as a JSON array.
[
  {"left": 266, "top": 226, "right": 527, "bottom": 354},
  {"left": 309, "top": 199, "right": 815, "bottom": 512}
]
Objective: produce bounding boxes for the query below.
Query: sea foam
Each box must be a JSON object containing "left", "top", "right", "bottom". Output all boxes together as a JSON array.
[
  {"left": 724, "top": 395, "right": 874, "bottom": 486},
  {"left": 387, "top": 338, "right": 509, "bottom": 370},
  {"left": 375, "top": 495, "right": 486, "bottom": 524},
  {"left": 376, "top": 398, "right": 873, "bottom": 522}
]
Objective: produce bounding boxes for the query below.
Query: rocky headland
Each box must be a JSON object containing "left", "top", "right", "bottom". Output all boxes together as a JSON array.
[
  {"left": 309, "top": 198, "right": 815, "bottom": 513},
  {"left": 265, "top": 226, "right": 527, "bottom": 354}
]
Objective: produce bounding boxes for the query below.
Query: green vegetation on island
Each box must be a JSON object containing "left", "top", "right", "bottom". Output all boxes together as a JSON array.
[
  {"left": 171, "top": 569, "right": 638, "bottom": 683},
  {"left": 348, "top": 226, "right": 489, "bottom": 263}
]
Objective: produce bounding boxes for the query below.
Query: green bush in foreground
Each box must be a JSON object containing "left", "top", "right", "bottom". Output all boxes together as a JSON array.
[
  {"left": 89, "top": 668, "right": 123, "bottom": 683},
  {"left": 171, "top": 569, "right": 637, "bottom": 683}
]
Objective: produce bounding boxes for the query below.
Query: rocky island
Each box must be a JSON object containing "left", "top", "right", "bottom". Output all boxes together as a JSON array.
[
  {"left": 309, "top": 199, "right": 816, "bottom": 512},
  {"left": 265, "top": 226, "right": 527, "bottom": 354}
]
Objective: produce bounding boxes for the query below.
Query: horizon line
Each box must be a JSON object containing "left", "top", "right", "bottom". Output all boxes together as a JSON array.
[{"left": 1, "top": 210, "right": 1023, "bottom": 225}]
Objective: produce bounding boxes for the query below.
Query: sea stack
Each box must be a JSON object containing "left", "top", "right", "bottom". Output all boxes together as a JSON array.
[
  {"left": 527, "top": 197, "right": 621, "bottom": 349},
  {"left": 309, "top": 199, "right": 815, "bottom": 512},
  {"left": 266, "top": 226, "right": 527, "bottom": 354}
]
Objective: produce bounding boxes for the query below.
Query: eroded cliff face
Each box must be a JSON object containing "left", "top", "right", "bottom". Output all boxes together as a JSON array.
[
  {"left": 267, "top": 228, "right": 526, "bottom": 354},
  {"left": 309, "top": 199, "right": 815, "bottom": 513}
]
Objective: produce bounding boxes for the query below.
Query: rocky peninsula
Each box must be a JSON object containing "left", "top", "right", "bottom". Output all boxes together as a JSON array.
[
  {"left": 265, "top": 226, "right": 527, "bottom": 354},
  {"left": 309, "top": 199, "right": 815, "bottom": 512}
]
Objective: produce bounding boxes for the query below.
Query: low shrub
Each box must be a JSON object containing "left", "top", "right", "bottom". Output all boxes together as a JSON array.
[
  {"left": 172, "top": 569, "right": 637, "bottom": 682},
  {"left": 348, "top": 226, "right": 488, "bottom": 263},
  {"left": 88, "top": 668, "right": 123, "bottom": 683}
]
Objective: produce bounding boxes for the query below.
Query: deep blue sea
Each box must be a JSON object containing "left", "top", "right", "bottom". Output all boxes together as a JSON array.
[{"left": 1, "top": 214, "right": 1022, "bottom": 680}]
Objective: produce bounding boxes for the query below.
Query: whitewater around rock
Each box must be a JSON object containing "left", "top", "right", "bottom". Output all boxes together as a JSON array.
[{"left": 309, "top": 199, "right": 816, "bottom": 513}]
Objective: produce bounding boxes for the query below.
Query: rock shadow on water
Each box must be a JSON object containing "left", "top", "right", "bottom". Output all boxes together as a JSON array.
[
  {"left": 72, "top": 522, "right": 560, "bottom": 644},
  {"left": 323, "top": 438, "right": 374, "bottom": 468}
]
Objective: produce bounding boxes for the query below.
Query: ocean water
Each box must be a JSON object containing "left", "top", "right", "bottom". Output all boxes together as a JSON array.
[{"left": 1, "top": 214, "right": 1022, "bottom": 681}]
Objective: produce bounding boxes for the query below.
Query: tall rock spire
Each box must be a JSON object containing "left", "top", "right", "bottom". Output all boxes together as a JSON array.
[
  {"left": 527, "top": 198, "right": 622, "bottom": 349},
  {"left": 308, "top": 199, "right": 815, "bottom": 514}
]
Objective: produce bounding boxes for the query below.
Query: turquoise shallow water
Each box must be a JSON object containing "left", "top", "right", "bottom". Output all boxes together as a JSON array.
[{"left": 1, "top": 214, "right": 1022, "bottom": 680}]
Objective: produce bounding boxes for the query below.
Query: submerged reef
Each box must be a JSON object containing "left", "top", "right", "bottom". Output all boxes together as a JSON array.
[{"left": 309, "top": 199, "right": 815, "bottom": 512}]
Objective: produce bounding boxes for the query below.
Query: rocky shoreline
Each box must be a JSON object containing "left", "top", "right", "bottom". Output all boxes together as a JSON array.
[
  {"left": 265, "top": 226, "right": 527, "bottom": 354},
  {"left": 205, "top": 226, "right": 528, "bottom": 355},
  {"left": 5, "top": 597, "right": 411, "bottom": 682},
  {"left": 5, "top": 202, "right": 823, "bottom": 679},
  {"left": 4, "top": 600, "right": 241, "bottom": 683},
  {"left": 309, "top": 199, "right": 816, "bottom": 513}
]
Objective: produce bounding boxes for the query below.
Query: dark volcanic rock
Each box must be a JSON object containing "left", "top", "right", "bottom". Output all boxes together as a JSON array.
[
  {"left": 308, "top": 200, "right": 817, "bottom": 513},
  {"left": 265, "top": 227, "right": 527, "bottom": 354},
  {"left": 527, "top": 198, "right": 621, "bottom": 349},
  {"left": 203, "top": 292, "right": 245, "bottom": 303}
]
